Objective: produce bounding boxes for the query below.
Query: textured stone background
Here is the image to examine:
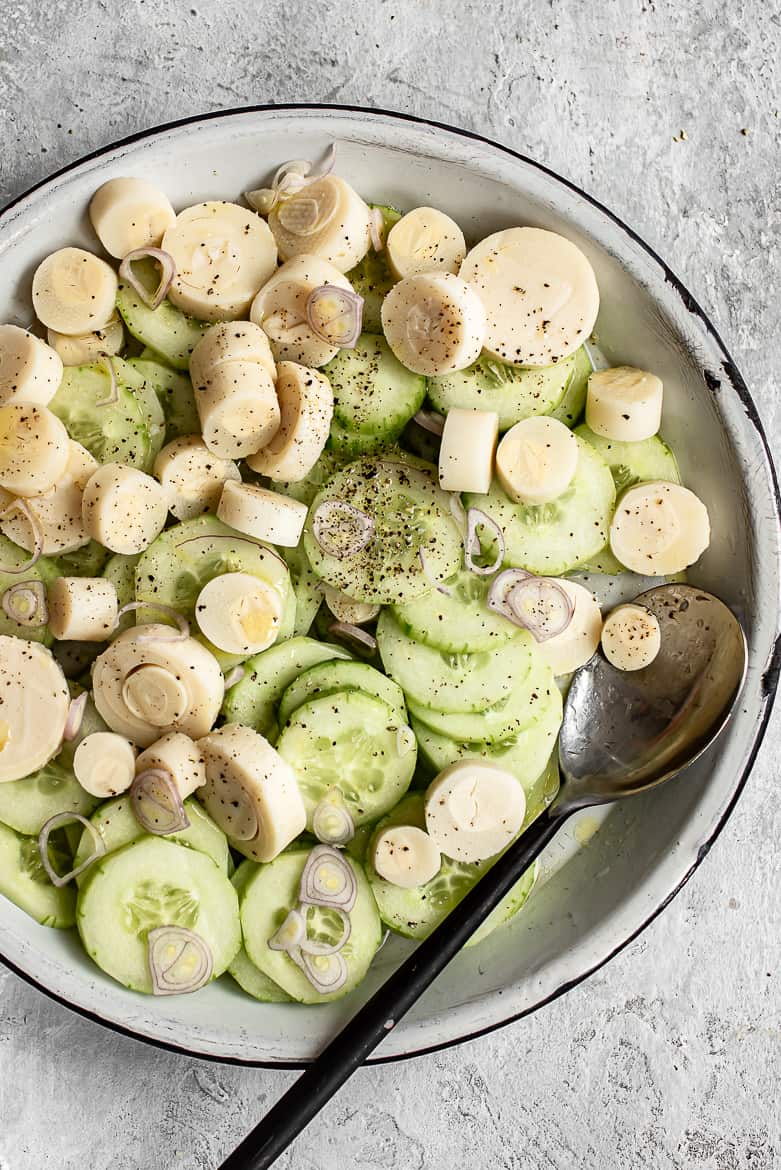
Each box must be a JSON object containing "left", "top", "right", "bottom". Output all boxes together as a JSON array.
[{"left": 1, "top": 1, "right": 779, "bottom": 1167}]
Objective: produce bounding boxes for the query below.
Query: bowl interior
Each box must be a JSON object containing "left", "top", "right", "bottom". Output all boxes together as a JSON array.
[{"left": 0, "top": 107, "right": 778, "bottom": 1064}]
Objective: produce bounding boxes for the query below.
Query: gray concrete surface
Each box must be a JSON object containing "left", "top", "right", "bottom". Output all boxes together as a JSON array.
[{"left": 1, "top": 1, "right": 779, "bottom": 1167}]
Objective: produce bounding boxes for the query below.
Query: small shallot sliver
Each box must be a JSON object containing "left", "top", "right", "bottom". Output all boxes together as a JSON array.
[
  {"left": 131, "top": 769, "right": 190, "bottom": 835},
  {"left": 464, "top": 508, "right": 504, "bottom": 576},
  {"left": 268, "top": 908, "right": 306, "bottom": 952},
  {"left": 292, "top": 947, "right": 348, "bottom": 995},
  {"left": 312, "top": 796, "right": 354, "bottom": 846},
  {"left": 299, "top": 845, "right": 357, "bottom": 911},
  {"left": 118, "top": 247, "right": 176, "bottom": 311},
  {"left": 396, "top": 726, "right": 416, "bottom": 758},
  {"left": 38, "top": 813, "right": 106, "bottom": 888},
  {"left": 306, "top": 285, "right": 364, "bottom": 349},
  {"left": 248, "top": 143, "right": 339, "bottom": 213},
  {"left": 413, "top": 409, "right": 445, "bottom": 437},
  {"left": 116, "top": 601, "right": 190, "bottom": 642},
  {"left": 148, "top": 926, "right": 213, "bottom": 996},
  {"left": 418, "top": 548, "right": 452, "bottom": 597},
  {"left": 223, "top": 666, "right": 245, "bottom": 690},
  {"left": 329, "top": 621, "right": 377, "bottom": 655},
  {"left": 63, "top": 692, "right": 89, "bottom": 742},
  {"left": 312, "top": 500, "right": 374, "bottom": 559},
  {"left": 369, "top": 207, "right": 385, "bottom": 252},
  {"left": 506, "top": 576, "right": 574, "bottom": 642},
  {"left": 95, "top": 355, "right": 120, "bottom": 406},
  {"left": 0, "top": 501, "right": 43, "bottom": 574},
  {"left": 487, "top": 568, "right": 534, "bottom": 622},
  {"left": 1, "top": 580, "right": 48, "bottom": 627}
]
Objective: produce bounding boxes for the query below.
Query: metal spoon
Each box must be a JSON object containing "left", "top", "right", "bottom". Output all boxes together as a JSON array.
[{"left": 220, "top": 584, "right": 746, "bottom": 1170}]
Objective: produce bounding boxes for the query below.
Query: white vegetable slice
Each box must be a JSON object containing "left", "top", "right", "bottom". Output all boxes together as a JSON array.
[
  {"left": 533, "top": 578, "right": 603, "bottom": 676},
  {"left": 134, "top": 731, "right": 206, "bottom": 801},
  {"left": 73, "top": 731, "right": 136, "bottom": 798},
  {"left": 47, "top": 314, "right": 124, "bottom": 367},
  {"left": 586, "top": 366, "right": 663, "bottom": 442},
  {"left": 194, "top": 362, "right": 280, "bottom": 461},
  {"left": 321, "top": 584, "right": 380, "bottom": 626},
  {"left": 268, "top": 176, "right": 371, "bottom": 273},
  {"left": 194, "top": 571, "right": 283, "bottom": 656},
  {"left": 601, "top": 603, "right": 661, "bottom": 671},
  {"left": 0, "top": 324, "right": 63, "bottom": 406},
  {"left": 48, "top": 577, "right": 119, "bottom": 641},
  {"left": 249, "top": 255, "right": 354, "bottom": 366},
  {"left": 89, "top": 178, "right": 176, "bottom": 259},
  {"left": 372, "top": 825, "right": 441, "bottom": 888},
  {"left": 32, "top": 247, "right": 119, "bottom": 335},
  {"left": 495, "top": 416, "right": 579, "bottom": 505},
  {"left": 438, "top": 407, "right": 498, "bottom": 494},
  {"left": 245, "top": 361, "right": 333, "bottom": 481},
  {"left": 217, "top": 481, "right": 307, "bottom": 547},
  {"left": 0, "top": 440, "right": 96, "bottom": 555},
  {"left": 91, "top": 625, "right": 224, "bottom": 748},
  {"left": 609, "top": 481, "right": 710, "bottom": 575},
  {"left": 386, "top": 207, "right": 466, "bottom": 280},
  {"left": 162, "top": 202, "right": 278, "bottom": 321},
  {"left": 189, "top": 321, "right": 276, "bottom": 389},
  {"left": 197, "top": 723, "right": 306, "bottom": 862},
  {"left": 381, "top": 272, "right": 487, "bottom": 376},
  {"left": 424, "top": 761, "right": 526, "bottom": 863},
  {"left": 82, "top": 463, "right": 169, "bottom": 555},
  {"left": 0, "top": 404, "right": 70, "bottom": 497},
  {"left": 0, "top": 636, "right": 70, "bottom": 783},
  {"left": 459, "top": 227, "right": 599, "bottom": 367},
  {"left": 154, "top": 436, "right": 241, "bottom": 522}
]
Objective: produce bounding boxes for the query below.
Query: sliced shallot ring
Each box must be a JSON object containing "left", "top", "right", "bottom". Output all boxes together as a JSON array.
[
  {"left": 223, "top": 666, "right": 245, "bottom": 690},
  {"left": 268, "top": 907, "right": 306, "bottom": 952},
  {"left": 413, "top": 409, "right": 445, "bottom": 437},
  {"left": 1, "top": 580, "right": 48, "bottom": 627},
  {"left": 311, "top": 500, "right": 374, "bottom": 559},
  {"left": 246, "top": 144, "right": 338, "bottom": 214},
  {"left": 464, "top": 508, "right": 504, "bottom": 576},
  {"left": 0, "top": 501, "right": 43, "bottom": 574},
  {"left": 306, "top": 285, "right": 364, "bottom": 349},
  {"left": 328, "top": 621, "right": 377, "bottom": 656},
  {"left": 299, "top": 844, "right": 357, "bottom": 911},
  {"left": 38, "top": 812, "right": 106, "bottom": 888},
  {"left": 487, "top": 568, "right": 534, "bottom": 621},
  {"left": 298, "top": 907, "right": 351, "bottom": 956},
  {"left": 290, "top": 947, "right": 348, "bottom": 995},
  {"left": 63, "top": 691, "right": 89, "bottom": 742},
  {"left": 369, "top": 207, "right": 385, "bottom": 252},
  {"left": 418, "top": 548, "right": 452, "bottom": 597},
  {"left": 506, "top": 576, "right": 574, "bottom": 642},
  {"left": 116, "top": 601, "right": 190, "bottom": 642},
  {"left": 95, "top": 355, "right": 120, "bottom": 406},
  {"left": 312, "top": 794, "right": 355, "bottom": 846},
  {"left": 131, "top": 769, "right": 190, "bottom": 835},
  {"left": 148, "top": 925, "right": 213, "bottom": 996},
  {"left": 396, "top": 726, "right": 416, "bottom": 758},
  {"left": 449, "top": 493, "right": 467, "bottom": 536},
  {"left": 118, "top": 247, "right": 176, "bottom": 311}
]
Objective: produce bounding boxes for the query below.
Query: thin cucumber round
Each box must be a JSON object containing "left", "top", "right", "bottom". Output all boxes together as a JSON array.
[
  {"left": 241, "top": 849, "right": 381, "bottom": 1003},
  {"left": 117, "top": 261, "right": 208, "bottom": 370},
  {"left": 575, "top": 424, "right": 681, "bottom": 492},
  {"left": 276, "top": 690, "right": 416, "bottom": 826},
  {"left": 281, "top": 545, "right": 322, "bottom": 638},
  {"left": 222, "top": 636, "right": 351, "bottom": 739},
  {"left": 465, "top": 436, "right": 615, "bottom": 575},
  {"left": 49, "top": 358, "right": 152, "bottom": 469},
  {"left": 227, "top": 859, "right": 291, "bottom": 1002},
  {"left": 72, "top": 795, "right": 230, "bottom": 885},
  {"left": 53, "top": 540, "right": 110, "bottom": 579},
  {"left": 0, "top": 536, "right": 60, "bottom": 646},
  {"left": 126, "top": 358, "right": 200, "bottom": 440},
  {"left": 0, "top": 821, "right": 76, "bottom": 928},
  {"left": 119, "top": 357, "right": 166, "bottom": 467},
  {"left": 325, "top": 333, "right": 426, "bottom": 437},
  {"left": 303, "top": 454, "right": 463, "bottom": 604},
  {"left": 345, "top": 204, "right": 402, "bottom": 333},
  {"left": 377, "top": 610, "right": 533, "bottom": 714},
  {"left": 77, "top": 836, "right": 240, "bottom": 993},
  {"left": 548, "top": 346, "right": 591, "bottom": 426},
  {"left": 365, "top": 795, "right": 537, "bottom": 945},
  {"left": 392, "top": 567, "right": 520, "bottom": 653},
  {"left": 427, "top": 352, "right": 575, "bottom": 431},
  {"left": 327, "top": 421, "right": 392, "bottom": 459},
  {"left": 0, "top": 758, "right": 99, "bottom": 837},
  {"left": 103, "top": 552, "right": 141, "bottom": 633},
  {"left": 278, "top": 660, "right": 406, "bottom": 727}
]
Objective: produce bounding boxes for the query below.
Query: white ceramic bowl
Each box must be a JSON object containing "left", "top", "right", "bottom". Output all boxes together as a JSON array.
[{"left": 0, "top": 106, "right": 778, "bottom": 1066}]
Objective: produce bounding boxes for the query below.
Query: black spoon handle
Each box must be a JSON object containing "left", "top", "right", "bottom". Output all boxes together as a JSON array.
[{"left": 220, "top": 808, "right": 567, "bottom": 1170}]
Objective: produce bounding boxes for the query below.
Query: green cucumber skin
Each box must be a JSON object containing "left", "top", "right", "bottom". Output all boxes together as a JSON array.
[
  {"left": 392, "top": 567, "right": 520, "bottom": 655},
  {"left": 227, "top": 860, "right": 292, "bottom": 1003},
  {"left": 278, "top": 660, "right": 406, "bottom": 727},
  {"left": 116, "top": 262, "right": 208, "bottom": 370},
  {"left": 126, "top": 358, "right": 200, "bottom": 441},
  {"left": 0, "top": 821, "right": 76, "bottom": 928},
  {"left": 428, "top": 351, "right": 577, "bottom": 431},
  {"left": 574, "top": 424, "right": 681, "bottom": 492},
  {"left": 49, "top": 358, "right": 152, "bottom": 470},
  {"left": 0, "top": 758, "right": 99, "bottom": 837},
  {"left": 324, "top": 333, "right": 426, "bottom": 438}
]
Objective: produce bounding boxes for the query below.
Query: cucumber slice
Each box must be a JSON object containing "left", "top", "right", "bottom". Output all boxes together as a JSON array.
[
  {"left": 407, "top": 650, "right": 561, "bottom": 744},
  {"left": 222, "top": 635, "right": 351, "bottom": 738},
  {"left": 0, "top": 821, "right": 76, "bottom": 928},
  {"left": 428, "top": 352, "right": 575, "bottom": 431},
  {"left": 282, "top": 545, "right": 322, "bottom": 637},
  {"left": 228, "top": 859, "right": 291, "bottom": 1002},
  {"left": 548, "top": 345, "right": 591, "bottom": 426},
  {"left": 377, "top": 610, "right": 533, "bottom": 714},
  {"left": 72, "top": 795, "right": 230, "bottom": 884},
  {"left": 120, "top": 361, "right": 166, "bottom": 467},
  {"left": 575, "top": 424, "right": 682, "bottom": 492},
  {"left": 272, "top": 448, "right": 350, "bottom": 509},
  {"left": 53, "top": 540, "right": 109, "bottom": 578},
  {"left": 325, "top": 334, "right": 426, "bottom": 438},
  {"left": 392, "top": 567, "right": 520, "bottom": 653},
  {"left": 345, "top": 204, "right": 402, "bottom": 333},
  {"left": 465, "top": 436, "right": 615, "bottom": 575},
  {"left": 117, "top": 261, "right": 208, "bottom": 370},
  {"left": 77, "top": 836, "right": 240, "bottom": 993},
  {"left": 276, "top": 690, "right": 416, "bottom": 826},
  {"left": 278, "top": 660, "right": 406, "bottom": 726},
  {"left": 241, "top": 849, "right": 382, "bottom": 1003},
  {"left": 49, "top": 358, "right": 151, "bottom": 470},
  {"left": 0, "top": 536, "right": 60, "bottom": 646},
  {"left": 0, "top": 758, "right": 99, "bottom": 837},
  {"left": 365, "top": 795, "right": 536, "bottom": 945},
  {"left": 126, "top": 358, "right": 200, "bottom": 440},
  {"left": 103, "top": 552, "right": 141, "bottom": 633},
  {"left": 304, "top": 454, "right": 463, "bottom": 604},
  {"left": 327, "top": 421, "right": 392, "bottom": 459}
]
